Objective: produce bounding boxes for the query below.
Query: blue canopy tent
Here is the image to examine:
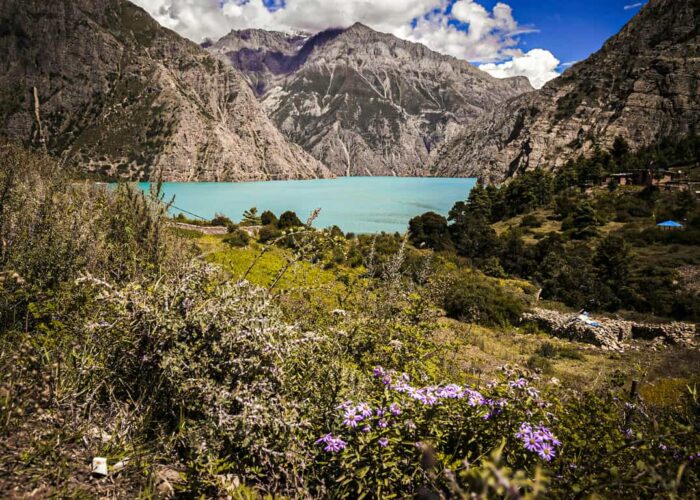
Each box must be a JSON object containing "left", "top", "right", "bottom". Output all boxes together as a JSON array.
[{"left": 656, "top": 220, "right": 684, "bottom": 229}]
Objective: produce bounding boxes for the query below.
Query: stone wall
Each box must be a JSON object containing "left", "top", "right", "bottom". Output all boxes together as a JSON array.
[{"left": 522, "top": 308, "right": 697, "bottom": 351}]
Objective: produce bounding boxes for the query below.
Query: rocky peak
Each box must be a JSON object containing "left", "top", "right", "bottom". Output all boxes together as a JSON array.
[
  {"left": 211, "top": 23, "right": 532, "bottom": 176},
  {"left": 212, "top": 28, "right": 308, "bottom": 55}
]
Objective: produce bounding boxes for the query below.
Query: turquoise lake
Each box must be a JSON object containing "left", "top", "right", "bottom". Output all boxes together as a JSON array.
[{"left": 139, "top": 177, "right": 476, "bottom": 234}]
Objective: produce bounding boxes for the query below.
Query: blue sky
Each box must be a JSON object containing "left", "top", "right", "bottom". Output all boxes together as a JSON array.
[{"left": 476, "top": 0, "right": 644, "bottom": 69}]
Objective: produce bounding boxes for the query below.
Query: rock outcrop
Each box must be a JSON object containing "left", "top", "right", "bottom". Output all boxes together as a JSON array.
[
  {"left": 0, "top": 0, "right": 329, "bottom": 181},
  {"left": 211, "top": 23, "right": 532, "bottom": 176},
  {"left": 522, "top": 308, "right": 697, "bottom": 351},
  {"left": 432, "top": 0, "right": 700, "bottom": 182}
]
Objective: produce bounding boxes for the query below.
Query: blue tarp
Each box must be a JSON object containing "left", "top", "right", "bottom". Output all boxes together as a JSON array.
[{"left": 656, "top": 220, "right": 683, "bottom": 228}]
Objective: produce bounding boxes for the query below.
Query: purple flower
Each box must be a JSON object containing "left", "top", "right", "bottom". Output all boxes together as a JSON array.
[
  {"left": 538, "top": 444, "right": 556, "bottom": 461},
  {"left": 375, "top": 407, "right": 386, "bottom": 417},
  {"left": 382, "top": 374, "right": 392, "bottom": 385},
  {"left": 389, "top": 403, "right": 402, "bottom": 416},
  {"left": 437, "top": 384, "right": 461, "bottom": 399},
  {"left": 373, "top": 366, "right": 385, "bottom": 378},
  {"left": 336, "top": 400, "right": 353, "bottom": 410},
  {"left": 378, "top": 437, "right": 389, "bottom": 447},
  {"left": 523, "top": 433, "right": 543, "bottom": 452},
  {"left": 356, "top": 403, "right": 373, "bottom": 418},
  {"left": 518, "top": 422, "right": 560, "bottom": 459},
  {"left": 464, "top": 389, "right": 485, "bottom": 407},
  {"left": 516, "top": 423, "right": 533, "bottom": 439},
  {"left": 509, "top": 378, "right": 528, "bottom": 389},
  {"left": 378, "top": 419, "right": 388, "bottom": 429},
  {"left": 361, "top": 425, "right": 371, "bottom": 433},
  {"left": 343, "top": 410, "right": 363, "bottom": 428},
  {"left": 315, "top": 434, "right": 347, "bottom": 453}
]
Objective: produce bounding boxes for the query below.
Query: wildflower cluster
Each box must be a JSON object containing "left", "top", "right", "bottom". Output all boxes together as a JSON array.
[
  {"left": 515, "top": 422, "right": 561, "bottom": 461},
  {"left": 315, "top": 366, "right": 560, "bottom": 468},
  {"left": 315, "top": 433, "right": 347, "bottom": 453}
]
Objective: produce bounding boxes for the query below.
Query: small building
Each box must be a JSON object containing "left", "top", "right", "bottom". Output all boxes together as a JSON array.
[
  {"left": 656, "top": 220, "right": 684, "bottom": 230},
  {"left": 605, "top": 170, "right": 654, "bottom": 187},
  {"left": 604, "top": 169, "right": 679, "bottom": 187}
]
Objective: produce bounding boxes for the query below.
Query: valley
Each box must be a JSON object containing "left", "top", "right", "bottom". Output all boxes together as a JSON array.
[{"left": 0, "top": 0, "right": 699, "bottom": 497}]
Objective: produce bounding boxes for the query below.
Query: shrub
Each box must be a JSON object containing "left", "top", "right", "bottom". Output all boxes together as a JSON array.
[
  {"left": 408, "top": 212, "right": 452, "bottom": 251},
  {"left": 520, "top": 214, "right": 543, "bottom": 228},
  {"left": 278, "top": 210, "right": 303, "bottom": 229},
  {"left": 536, "top": 342, "right": 557, "bottom": 358},
  {"left": 77, "top": 263, "right": 313, "bottom": 493},
  {"left": 442, "top": 274, "right": 525, "bottom": 327},
  {"left": 210, "top": 212, "right": 233, "bottom": 227},
  {"left": 526, "top": 355, "right": 553, "bottom": 374},
  {"left": 260, "top": 210, "right": 278, "bottom": 227},
  {"left": 258, "top": 224, "right": 282, "bottom": 243},
  {"left": 224, "top": 228, "right": 250, "bottom": 247}
]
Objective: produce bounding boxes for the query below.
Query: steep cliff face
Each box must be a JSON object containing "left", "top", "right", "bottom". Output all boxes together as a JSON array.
[
  {"left": 212, "top": 23, "right": 532, "bottom": 176},
  {"left": 431, "top": 0, "right": 700, "bottom": 182},
  {"left": 0, "top": 0, "right": 329, "bottom": 181}
]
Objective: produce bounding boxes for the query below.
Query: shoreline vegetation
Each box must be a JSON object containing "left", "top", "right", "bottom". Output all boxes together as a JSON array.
[{"left": 1, "top": 140, "right": 699, "bottom": 497}]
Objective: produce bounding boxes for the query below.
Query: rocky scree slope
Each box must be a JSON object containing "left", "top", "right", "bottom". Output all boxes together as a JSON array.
[
  {"left": 431, "top": 0, "right": 700, "bottom": 182},
  {"left": 0, "top": 0, "right": 329, "bottom": 181},
  {"left": 210, "top": 23, "right": 532, "bottom": 176}
]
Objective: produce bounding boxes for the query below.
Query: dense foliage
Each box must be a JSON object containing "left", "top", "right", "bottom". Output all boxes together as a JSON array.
[
  {"left": 1, "top": 143, "right": 699, "bottom": 497},
  {"left": 409, "top": 135, "right": 700, "bottom": 320}
]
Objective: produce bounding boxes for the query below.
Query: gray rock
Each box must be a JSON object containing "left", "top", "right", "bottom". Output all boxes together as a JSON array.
[{"left": 522, "top": 308, "right": 696, "bottom": 351}]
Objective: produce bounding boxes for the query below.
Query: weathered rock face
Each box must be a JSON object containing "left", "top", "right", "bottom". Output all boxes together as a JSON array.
[
  {"left": 0, "top": 0, "right": 329, "bottom": 181},
  {"left": 432, "top": 0, "right": 700, "bottom": 182},
  {"left": 522, "top": 308, "right": 697, "bottom": 351},
  {"left": 211, "top": 23, "right": 532, "bottom": 176}
]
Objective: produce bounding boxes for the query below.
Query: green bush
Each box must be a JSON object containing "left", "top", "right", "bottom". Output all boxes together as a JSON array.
[
  {"left": 442, "top": 274, "right": 525, "bottom": 327},
  {"left": 520, "top": 214, "right": 543, "bottom": 228},
  {"left": 211, "top": 212, "right": 233, "bottom": 227},
  {"left": 258, "top": 224, "right": 282, "bottom": 243},
  {"left": 224, "top": 228, "right": 250, "bottom": 247},
  {"left": 260, "top": 210, "right": 278, "bottom": 227},
  {"left": 278, "top": 210, "right": 303, "bottom": 229}
]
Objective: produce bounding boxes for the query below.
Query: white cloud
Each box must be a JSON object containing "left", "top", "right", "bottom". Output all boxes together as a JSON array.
[
  {"left": 132, "top": 0, "right": 559, "bottom": 83},
  {"left": 392, "top": 0, "right": 536, "bottom": 62},
  {"left": 623, "top": 2, "right": 644, "bottom": 10},
  {"left": 132, "top": 0, "right": 443, "bottom": 41},
  {"left": 479, "top": 48, "right": 560, "bottom": 89}
]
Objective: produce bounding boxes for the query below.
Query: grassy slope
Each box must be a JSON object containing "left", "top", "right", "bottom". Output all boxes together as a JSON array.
[{"left": 194, "top": 232, "right": 700, "bottom": 410}]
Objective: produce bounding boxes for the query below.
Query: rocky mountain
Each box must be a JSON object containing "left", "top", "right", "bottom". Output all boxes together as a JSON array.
[
  {"left": 0, "top": 0, "right": 329, "bottom": 181},
  {"left": 431, "top": 0, "right": 700, "bottom": 182},
  {"left": 210, "top": 23, "right": 532, "bottom": 176}
]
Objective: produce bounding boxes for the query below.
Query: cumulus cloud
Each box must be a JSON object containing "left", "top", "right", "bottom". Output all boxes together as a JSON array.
[
  {"left": 131, "top": 0, "right": 560, "bottom": 86},
  {"left": 479, "top": 49, "right": 560, "bottom": 89}
]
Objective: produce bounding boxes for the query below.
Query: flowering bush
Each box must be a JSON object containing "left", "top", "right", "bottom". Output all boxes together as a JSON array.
[{"left": 310, "top": 366, "right": 560, "bottom": 496}]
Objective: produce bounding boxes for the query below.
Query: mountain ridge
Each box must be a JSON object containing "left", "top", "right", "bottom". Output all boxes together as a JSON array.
[
  {"left": 211, "top": 23, "right": 533, "bottom": 176},
  {"left": 430, "top": 0, "right": 700, "bottom": 182},
  {"left": 0, "top": 0, "right": 329, "bottom": 181}
]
